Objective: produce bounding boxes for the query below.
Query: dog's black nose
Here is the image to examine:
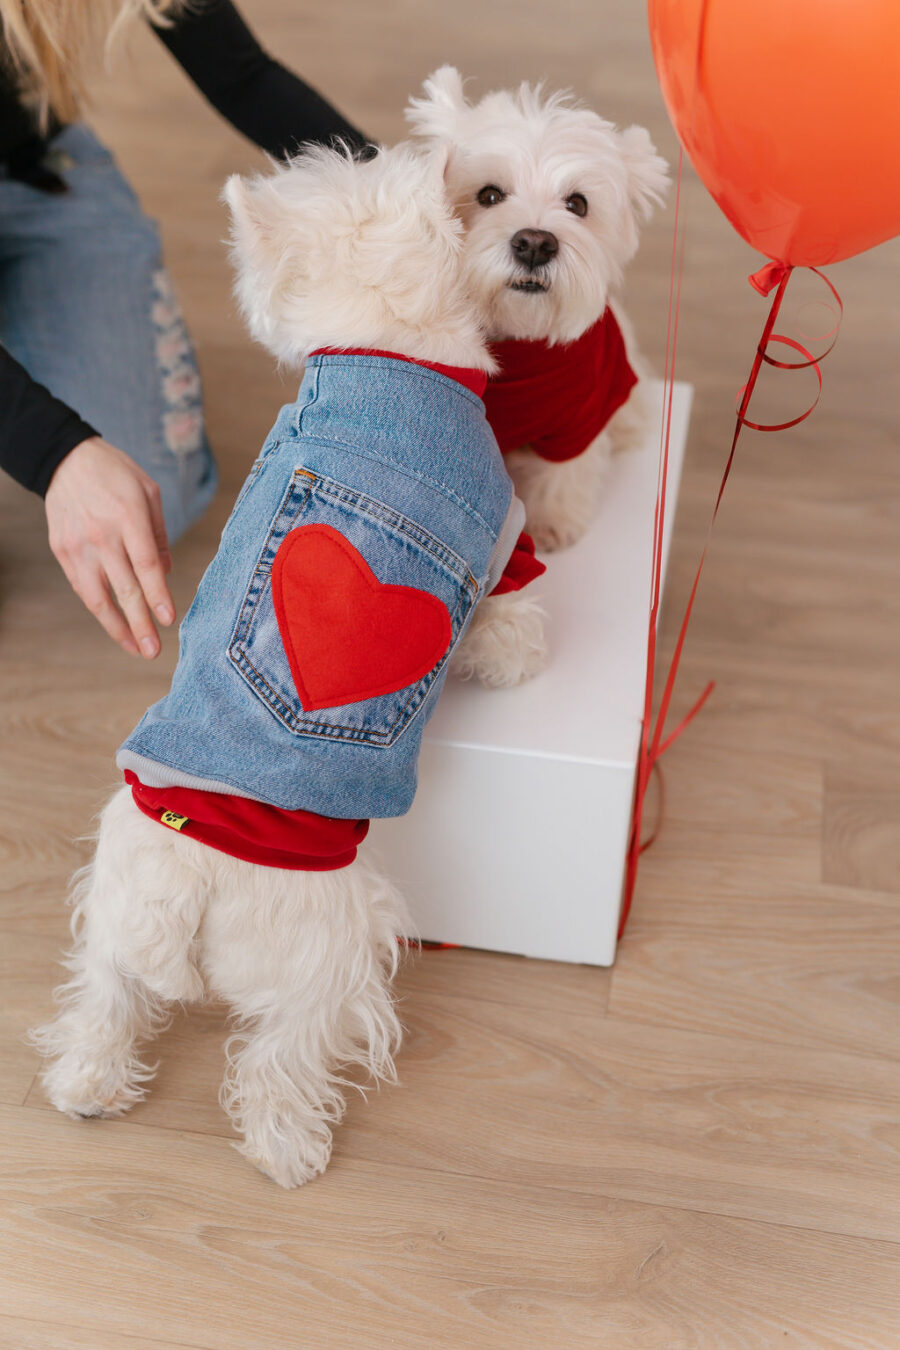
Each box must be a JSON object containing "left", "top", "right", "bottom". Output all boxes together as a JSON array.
[{"left": 510, "top": 228, "right": 559, "bottom": 270}]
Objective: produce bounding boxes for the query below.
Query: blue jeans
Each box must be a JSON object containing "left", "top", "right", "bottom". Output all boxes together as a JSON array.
[{"left": 0, "top": 124, "right": 217, "bottom": 540}]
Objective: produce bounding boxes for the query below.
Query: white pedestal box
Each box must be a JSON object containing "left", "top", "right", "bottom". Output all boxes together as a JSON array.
[{"left": 370, "top": 381, "right": 693, "bottom": 966}]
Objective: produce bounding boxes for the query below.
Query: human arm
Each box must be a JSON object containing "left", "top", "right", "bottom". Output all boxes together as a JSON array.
[
  {"left": 0, "top": 347, "right": 175, "bottom": 657},
  {"left": 0, "top": 343, "right": 98, "bottom": 495},
  {"left": 152, "top": 0, "right": 370, "bottom": 158}
]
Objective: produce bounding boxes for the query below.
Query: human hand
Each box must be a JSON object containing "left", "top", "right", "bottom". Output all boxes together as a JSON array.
[{"left": 44, "top": 437, "right": 175, "bottom": 657}]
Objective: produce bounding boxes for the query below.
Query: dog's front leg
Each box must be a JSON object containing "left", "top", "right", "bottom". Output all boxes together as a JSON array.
[
  {"left": 505, "top": 431, "right": 613, "bottom": 552},
  {"left": 203, "top": 855, "right": 408, "bottom": 1188},
  {"left": 452, "top": 590, "right": 547, "bottom": 688}
]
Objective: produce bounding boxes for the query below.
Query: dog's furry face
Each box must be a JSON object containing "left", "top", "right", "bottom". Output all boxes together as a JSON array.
[
  {"left": 223, "top": 142, "right": 492, "bottom": 370},
  {"left": 406, "top": 68, "right": 669, "bottom": 345}
]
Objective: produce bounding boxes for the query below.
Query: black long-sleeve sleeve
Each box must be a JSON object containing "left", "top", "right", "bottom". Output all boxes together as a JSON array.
[
  {"left": 152, "top": 0, "right": 370, "bottom": 158},
  {"left": 0, "top": 345, "right": 98, "bottom": 494}
]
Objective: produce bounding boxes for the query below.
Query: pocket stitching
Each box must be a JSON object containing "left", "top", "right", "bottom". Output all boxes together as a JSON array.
[
  {"left": 231, "top": 576, "right": 475, "bottom": 742},
  {"left": 230, "top": 471, "right": 315, "bottom": 655},
  {"left": 311, "top": 477, "right": 478, "bottom": 590},
  {"left": 227, "top": 469, "right": 477, "bottom": 744}
]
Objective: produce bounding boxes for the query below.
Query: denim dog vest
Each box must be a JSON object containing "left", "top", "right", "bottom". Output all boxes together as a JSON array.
[{"left": 117, "top": 353, "right": 522, "bottom": 821}]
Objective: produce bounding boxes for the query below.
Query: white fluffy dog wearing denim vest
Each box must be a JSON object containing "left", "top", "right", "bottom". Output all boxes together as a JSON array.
[
  {"left": 31, "top": 143, "right": 543, "bottom": 1189},
  {"left": 407, "top": 68, "right": 669, "bottom": 552}
]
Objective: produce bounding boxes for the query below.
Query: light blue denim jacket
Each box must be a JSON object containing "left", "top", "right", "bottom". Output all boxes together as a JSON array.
[{"left": 117, "top": 354, "right": 523, "bottom": 819}]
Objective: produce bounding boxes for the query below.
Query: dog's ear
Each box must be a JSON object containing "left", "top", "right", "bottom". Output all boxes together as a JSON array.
[
  {"left": 422, "top": 143, "right": 453, "bottom": 191},
  {"left": 617, "top": 126, "right": 670, "bottom": 222},
  {"left": 223, "top": 169, "right": 306, "bottom": 298},
  {"left": 405, "top": 66, "right": 469, "bottom": 141},
  {"left": 223, "top": 173, "right": 284, "bottom": 265},
  {"left": 223, "top": 170, "right": 310, "bottom": 359},
  {"left": 223, "top": 173, "right": 256, "bottom": 235}
]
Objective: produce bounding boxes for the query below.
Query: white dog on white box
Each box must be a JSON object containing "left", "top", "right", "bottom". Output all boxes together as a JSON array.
[
  {"left": 32, "top": 142, "right": 543, "bottom": 1189},
  {"left": 407, "top": 67, "right": 669, "bottom": 551}
]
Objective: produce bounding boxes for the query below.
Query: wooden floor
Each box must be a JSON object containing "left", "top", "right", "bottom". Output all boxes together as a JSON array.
[{"left": 3, "top": 2, "right": 900, "bottom": 1346}]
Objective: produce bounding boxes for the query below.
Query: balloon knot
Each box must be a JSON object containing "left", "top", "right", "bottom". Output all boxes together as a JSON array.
[{"left": 748, "top": 260, "right": 792, "bottom": 296}]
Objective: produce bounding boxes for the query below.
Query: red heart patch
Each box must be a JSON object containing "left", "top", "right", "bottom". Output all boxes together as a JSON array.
[{"left": 271, "top": 524, "right": 453, "bottom": 712}]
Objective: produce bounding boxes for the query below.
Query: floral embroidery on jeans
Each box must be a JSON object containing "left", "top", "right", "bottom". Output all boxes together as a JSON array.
[{"left": 152, "top": 269, "right": 204, "bottom": 457}]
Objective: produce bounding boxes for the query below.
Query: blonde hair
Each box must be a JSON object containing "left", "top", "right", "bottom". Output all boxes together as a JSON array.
[{"left": 1, "top": 0, "right": 181, "bottom": 126}]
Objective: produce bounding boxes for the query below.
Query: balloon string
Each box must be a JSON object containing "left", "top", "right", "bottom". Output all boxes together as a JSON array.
[
  {"left": 621, "top": 144, "right": 688, "bottom": 935},
  {"left": 619, "top": 259, "right": 842, "bottom": 940}
]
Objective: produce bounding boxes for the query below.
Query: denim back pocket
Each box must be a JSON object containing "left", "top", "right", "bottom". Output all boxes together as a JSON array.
[{"left": 228, "top": 467, "right": 479, "bottom": 746}]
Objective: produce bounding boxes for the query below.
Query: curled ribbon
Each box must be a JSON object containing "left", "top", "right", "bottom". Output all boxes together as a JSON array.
[{"left": 619, "top": 239, "right": 843, "bottom": 939}]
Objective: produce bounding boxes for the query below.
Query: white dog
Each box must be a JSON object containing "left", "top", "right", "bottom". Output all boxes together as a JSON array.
[
  {"left": 32, "top": 142, "right": 543, "bottom": 1188},
  {"left": 407, "top": 68, "right": 668, "bottom": 551}
]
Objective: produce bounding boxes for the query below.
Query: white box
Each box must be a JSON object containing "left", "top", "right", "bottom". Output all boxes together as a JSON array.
[{"left": 371, "top": 381, "right": 693, "bottom": 966}]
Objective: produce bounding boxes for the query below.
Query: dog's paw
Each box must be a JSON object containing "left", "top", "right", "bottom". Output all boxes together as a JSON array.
[
  {"left": 235, "top": 1125, "right": 332, "bottom": 1189},
  {"left": 526, "top": 510, "right": 592, "bottom": 554},
  {"left": 453, "top": 591, "right": 547, "bottom": 688},
  {"left": 40, "top": 1051, "right": 150, "bottom": 1120}
]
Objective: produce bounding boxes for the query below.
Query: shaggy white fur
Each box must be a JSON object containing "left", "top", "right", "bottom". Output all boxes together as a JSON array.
[
  {"left": 451, "top": 590, "right": 548, "bottom": 689},
  {"left": 32, "top": 143, "right": 545, "bottom": 1187},
  {"left": 223, "top": 141, "right": 496, "bottom": 373},
  {"left": 407, "top": 68, "right": 668, "bottom": 550},
  {"left": 32, "top": 788, "right": 408, "bottom": 1189}
]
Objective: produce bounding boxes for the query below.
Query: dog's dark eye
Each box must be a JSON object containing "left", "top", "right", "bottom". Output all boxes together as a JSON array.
[
  {"left": 565, "top": 193, "right": 588, "bottom": 218},
  {"left": 476, "top": 185, "right": 506, "bottom": 207}
]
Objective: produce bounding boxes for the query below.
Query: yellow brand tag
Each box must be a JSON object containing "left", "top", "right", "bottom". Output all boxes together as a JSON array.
[{"left": 160, "top": 811, "right": 189, "bottom": 831}]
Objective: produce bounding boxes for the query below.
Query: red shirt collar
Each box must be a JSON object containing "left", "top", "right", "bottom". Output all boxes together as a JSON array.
[
  {"left": 483, "top": 309, "right": 638, "bottom": 462},
  {"left": 309, "top": 348, "right": 488, "bottom": 400}
]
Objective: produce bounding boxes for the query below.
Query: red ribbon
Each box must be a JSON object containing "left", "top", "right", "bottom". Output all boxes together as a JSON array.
[
  {"left": 619, "top": 229, "right": 842, "bottom": 939},
  {"left": 748, "top": 259, "right": 789, "bottom": 296}
]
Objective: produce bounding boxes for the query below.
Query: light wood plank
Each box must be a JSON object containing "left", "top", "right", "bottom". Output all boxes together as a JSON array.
[
  {"left": 24, "top": 987, "right": 900, "bottom": 1242},
  {"left": 646, "top": 652, "right": 900, "bottom": 774},
  {"left": 645, "top": 744, "right": 823, "bottom": 838},
  {"left": 24, "top": 982, "right": 895, "bottom": 1242},
  {"left": 0, "top": 1317, "right": 201, "bottom": 1350},
  {"left": 609, "top": 884, "right": 900, "bottom": 1063},
  {"left": 338, "top": 997, "right": 900, "bottom": 1243},
  {"left": 0, "top": 930, "right": 66, "bottom": 1106},
  {"left": 3, "top": 1105, "right": 900, "bottom": 1350},
  {"left": 823, "top": 758, "right": 900, "bottom": 894},
  {"left": 396, "top": 944, "right": 611, "bottom": 1016}
]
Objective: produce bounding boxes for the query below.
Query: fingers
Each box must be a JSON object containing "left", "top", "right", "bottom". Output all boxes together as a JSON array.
[
  {"left": 43, "top": 438, "right": 179, "bottom": 656},
  {"left": 55, "top": 550, "right": 140, "bottom": 657},
  {"left": 145, "top": 478, "right": 174, "bottom": 582},
  {"left": 52, "top": 529, "right": 170, "bottom": 659},
  {"left": 58, "top": 545, "right": 165, "bottom": 659},
  {"left": 103, "top": 546, "right": 163, "bottom": 658},
  {"left": 126, "top": 481, "right": 175, "bottom": 628}
]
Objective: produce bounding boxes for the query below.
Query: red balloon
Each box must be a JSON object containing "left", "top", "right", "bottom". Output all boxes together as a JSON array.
[{"left": 648, "top": 0, "right": 900, "bottom": 266}]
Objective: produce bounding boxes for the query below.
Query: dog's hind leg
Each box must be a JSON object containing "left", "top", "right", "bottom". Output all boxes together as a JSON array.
[
  {"left": 202, "top": 853, "right": 409, "bottom": 1188},
  {"left": 32, "top": 787, "right": 208, "bottom": 1118}
]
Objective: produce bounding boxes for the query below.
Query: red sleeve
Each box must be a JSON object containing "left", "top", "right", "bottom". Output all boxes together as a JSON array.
[{"left": 489, "top": 531, "right": 546, "bottom": 596}]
